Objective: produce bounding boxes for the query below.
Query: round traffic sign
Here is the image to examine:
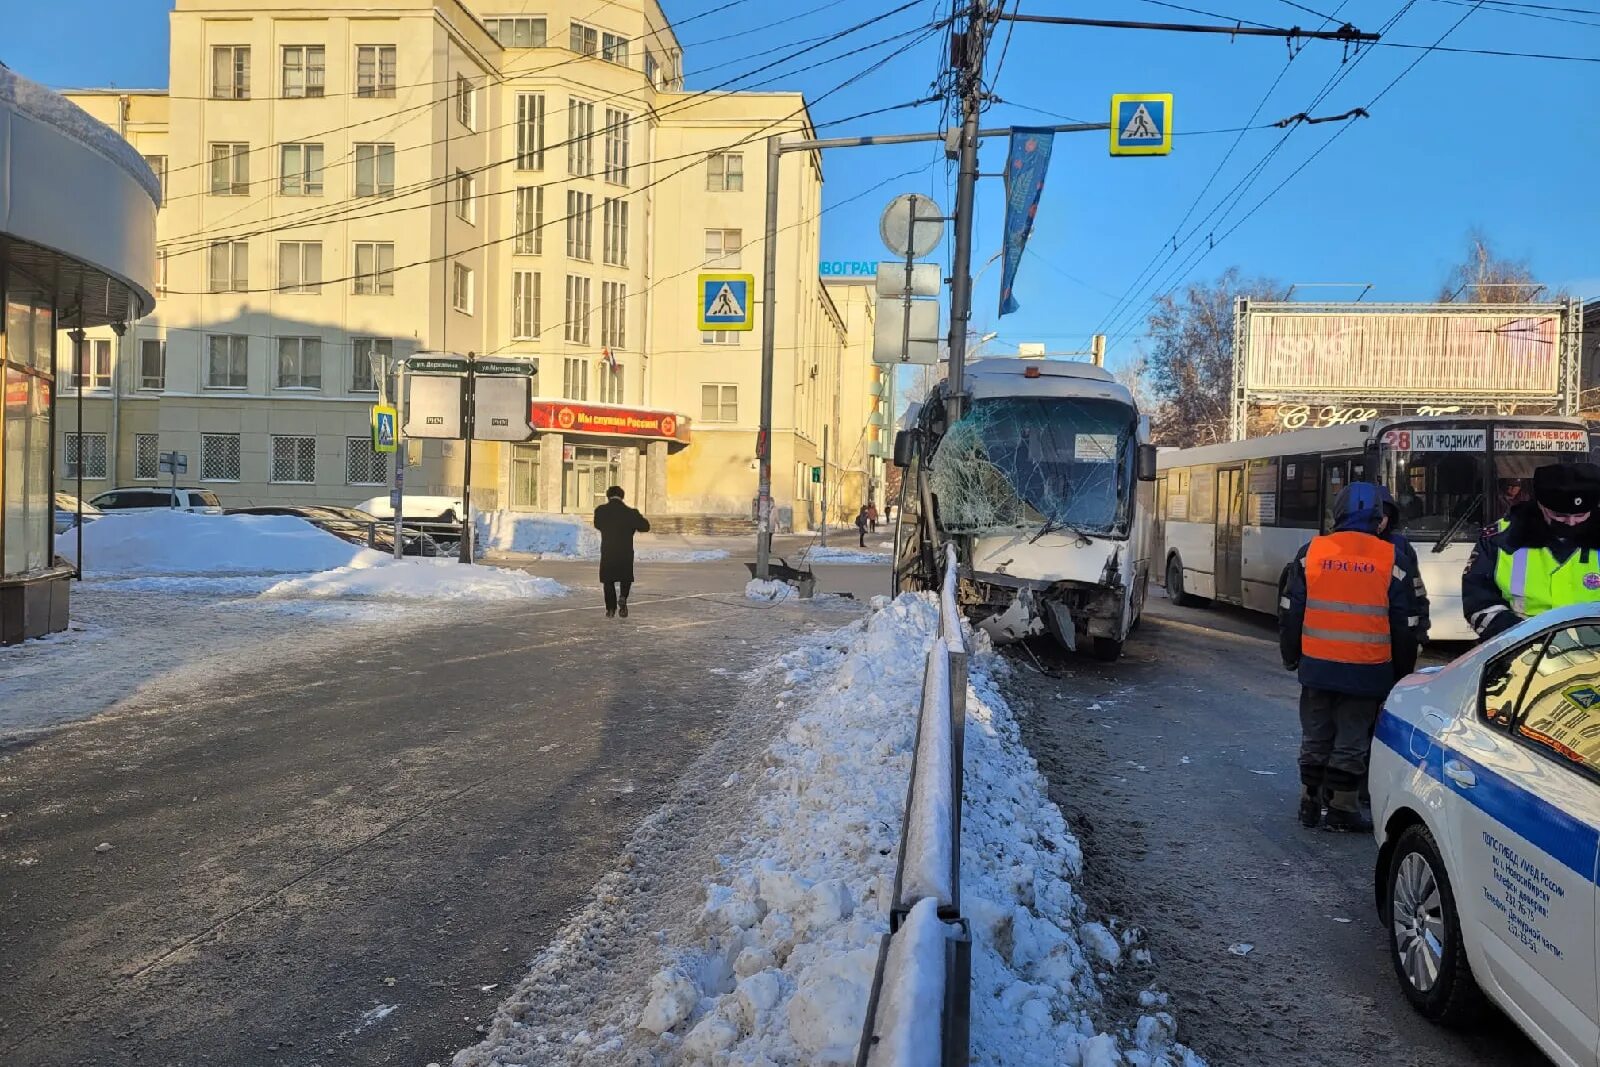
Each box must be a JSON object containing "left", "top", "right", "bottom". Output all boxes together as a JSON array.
[{"left": 879, "top": 193, "right": 944, "bottom": 259}]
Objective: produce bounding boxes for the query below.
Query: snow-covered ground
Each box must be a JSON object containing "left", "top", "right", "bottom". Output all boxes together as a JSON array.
[
  {"left": 58, "top": 510, "right": 384, "bottom": 575},
  {"left": 452, "top": 594, "right": 1204, "bottom": 1066},
  {"left": 796, "top": 542, "right": 894, "bottom": 565},
  {"left": 478, "top": 511, "right": 729, "bottom": 563}
]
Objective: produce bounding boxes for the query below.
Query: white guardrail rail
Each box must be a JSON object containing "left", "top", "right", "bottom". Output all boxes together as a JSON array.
[{"left": 857, "top": 545, "right": 972, "bottom": 1067}]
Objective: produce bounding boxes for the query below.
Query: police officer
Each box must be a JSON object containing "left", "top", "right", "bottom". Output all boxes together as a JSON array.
[
  {"left": 1463, "top": 462, "right": 1600, "bottom": 641},
  {"left": 1280, "top": 483, "right": 1413, "bottom": 832}
]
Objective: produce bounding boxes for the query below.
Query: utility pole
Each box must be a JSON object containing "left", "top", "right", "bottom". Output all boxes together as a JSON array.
[
  {"left": 458, "top": 352, "right": 476, "bottom": 565},
  {"left": 943, "top": 0, "right": 992, "bottom": 424},
  {"left": 754, "top": 134, "right": 782, "bottom": 580}
]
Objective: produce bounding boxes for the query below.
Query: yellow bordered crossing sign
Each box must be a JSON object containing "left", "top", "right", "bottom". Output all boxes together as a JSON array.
[
  {"left": 698, "top": 272, "right": 755, "bottom": 331},
  {"left": 1110, "top": 93, "right": 1173, "bottom": 157}
]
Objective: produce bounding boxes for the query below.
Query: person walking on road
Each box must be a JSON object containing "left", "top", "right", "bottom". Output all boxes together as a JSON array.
[
  {"left": 1280, "top": 483, "right": 1413, "bottom": 833},
  {"left": 866, "top": 502, "right": 880, "bottom": 533},
  {"left": 594, "top": 485, "right": 650, "bottom": 618},
  {"left": 1462, "top": 462, "right": 1600, "bottom": 641},
  {"left": 854, "top": 506, "right": 869, "bottom": 548}
]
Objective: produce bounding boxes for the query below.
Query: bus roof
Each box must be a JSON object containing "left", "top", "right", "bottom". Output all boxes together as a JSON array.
[{"left": 961, "top": 357, "right": 1135, "bottom": 407}]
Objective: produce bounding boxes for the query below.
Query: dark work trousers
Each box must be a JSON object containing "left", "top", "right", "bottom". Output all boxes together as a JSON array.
[
  {"left": 604, "top": 580, "right": 632, "bottom": 612},
  {"left": 1299, "top": 687, "right": 1382, "bottom": 793}
]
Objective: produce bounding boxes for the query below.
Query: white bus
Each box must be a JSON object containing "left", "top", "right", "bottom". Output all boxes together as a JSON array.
[{"left": 1154, "top": 415, "right": 1593, "bottom": 641}]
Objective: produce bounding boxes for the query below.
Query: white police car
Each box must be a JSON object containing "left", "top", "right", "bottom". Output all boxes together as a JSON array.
[{"left": 1372, "top": 602, "right": 1600, "bottom": 1065}]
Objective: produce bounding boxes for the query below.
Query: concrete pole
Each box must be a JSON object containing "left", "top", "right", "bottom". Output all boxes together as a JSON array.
[
  {"left": 944, "top": 0, "right": 990, "bottom": 424},
  {"left": 754, "top": 134, "right": 781, "bottom": 579}
]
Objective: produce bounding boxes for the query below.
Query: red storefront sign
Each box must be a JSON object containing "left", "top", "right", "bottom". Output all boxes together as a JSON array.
[{"left": 529, "top": 400, "right": 691, "bottom": 444}]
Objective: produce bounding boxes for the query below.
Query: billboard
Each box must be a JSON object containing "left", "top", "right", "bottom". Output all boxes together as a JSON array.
[{"left": 529, "top": 401, "right": 691, "bottom": 444}]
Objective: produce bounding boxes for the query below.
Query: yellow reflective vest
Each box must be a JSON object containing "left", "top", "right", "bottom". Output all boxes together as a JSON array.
[{"left": 1492, "top": 518, "right": 1600, "bottom": 618}]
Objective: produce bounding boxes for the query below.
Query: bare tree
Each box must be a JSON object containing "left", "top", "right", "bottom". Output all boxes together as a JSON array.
[
  {"left": 1438, "top": 231, "right": 1544, "bottom": 302},
  {"left": 1142, "top": 268, "right": 1286, "bottom": 447}
]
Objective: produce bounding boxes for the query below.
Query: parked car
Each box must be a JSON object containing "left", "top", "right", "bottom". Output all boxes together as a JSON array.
[
  {"left": 355, "top": 495, "right": 466, "bottom": 524},
  {"left": 1371, "top": 602, "right": 1600, "bottom": 1065},
  {"left": 226, "top": 505, "right": 443, "bottom": 557},
  {"left": 89, "top": 487, "right": 224, "bottom": 514},
  {"left": 53, "top": 492, "right": 102, "bottom": 534}
]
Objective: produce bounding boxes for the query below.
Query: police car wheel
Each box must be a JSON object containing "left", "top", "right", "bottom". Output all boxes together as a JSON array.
[{"left": 1386, "top": 824, "right": 1486, "bottom": 1025}]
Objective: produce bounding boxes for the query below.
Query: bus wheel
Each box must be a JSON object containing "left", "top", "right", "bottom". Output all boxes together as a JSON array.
[
  {"left": 1091, "top": 637, "right": 1124, "bottom": 662},
  {"left": 1166, "top": 556, "right": 1196, "bottom": 608}
]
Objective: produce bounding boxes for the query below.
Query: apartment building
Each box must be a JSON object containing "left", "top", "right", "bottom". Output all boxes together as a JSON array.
[{"left": 59, "top": 0, "right": 889, "bottom": 529}]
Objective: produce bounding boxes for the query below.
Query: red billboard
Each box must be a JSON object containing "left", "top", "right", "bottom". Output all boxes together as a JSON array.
[{"left": 529, "top": 401, "right": 691, "bottom": 444}]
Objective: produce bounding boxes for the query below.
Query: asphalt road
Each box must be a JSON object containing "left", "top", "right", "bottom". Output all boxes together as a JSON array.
[
  {"left": 1007, "top": 592, "right": 1544, "bottom": 1067},
  {"left": 0, "top": 553, "right": 880, "bottom": 1067}
]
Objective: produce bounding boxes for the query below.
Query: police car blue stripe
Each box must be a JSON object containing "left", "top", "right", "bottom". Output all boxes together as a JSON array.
[{"left": 1375, "top": 709, "right": 1600, "bottom": 883}]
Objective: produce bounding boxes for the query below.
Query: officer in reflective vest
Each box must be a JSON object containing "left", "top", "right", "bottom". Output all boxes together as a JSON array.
[
  {"left": 1462, "top": 462, "right": 1600, "bottom": 641},
  {"left": 1280, "top": 483, "right": 1413, "bottom": 832}
]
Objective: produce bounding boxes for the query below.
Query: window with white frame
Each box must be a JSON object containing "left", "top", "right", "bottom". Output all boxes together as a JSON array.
[
  {"left": 208, "top": 240, "right": 249, "bottom": 292},
  {"left": 201, "top": 433, "right": 242, "bottom": 481},
  {"left": 562, "top": 356, "right": 589, "bottom": 400},
  {"left": 276, "top": 337, "right": 322, "bottom": 389},
  {"left": 65, "top": 338, "right": 111, "bottom": 390},
  {"left": 603, "top": 109, "right": 630, "bottom": 186},
  {"left": 570, "top": 21, "right": 598, "bottom": 55},
  {"left": 512, "top": 270, "right": 541, "bottom": 339},
  {"left": 209, "top": 142, "right": 249, "bottom": 195},
  {"left": 644, "top": 51, "right": 658, "bottom": 86},
  {"left": 139, "top": 338, "right": 165, "bottom": 390},
  {"left": 156, "top": 248, "right": 168, "bottom": 294},
  {"left": 602, "top": 32, "right": 629, "bottom": 66},
  {"left": 278, "top": 241, "right": 322, "bottom": 293},
  {"left": 271, "top": 435, "right": 317, "bottom": 483},
  {"left": 567, "top": 98, "right": 594, "bottom": 176},
  {"left": 565, "top": 190, "right": 593, "bottom": 260},
  {"left": 356, "top": 45, "right": 397, "bottom": 97},
  {"left": 486, "top": 17, "right": 547, "bottom": 48},
  {"left": 564, "top": 275, "right": 591, "bottom": 344},
  {"left": 455, "top": 170, "right": 476, "bottom": 223},
  {"left": 600, "top": 280, "right": 626, "bottom": 349},
  {"left": 354, "top": 143, "right": 395, "bottom": 195},
  {"left": 206, "top": 335, "right": 249, "bottom": 389},
  {"left": 351, "top": 337, "right": 389, "bottom": 393},
  {"left": 212, "top": 45, "right": 250, "bottom": 99},
  {"left": 452, "top": 262, "right": 474, "bottom": 314},
  {"left": 701, "top": 383, "right": 738, "bottom": 423},
  {"left": 143, "top": 154, "right": 167, "bottom": 202},
  {"left": 702, "top": 329, "right": 741, "bottom": 345},
  {"left": 707, "top": 152, "right": 743, "bottom": 192},
  {"left": 704, "top": 228, "right": 742, "bottom": 268},
  {"left": 353, "top": 242, "right": 395, "bottom": 294},
  {"left": 134, "top": 433, "right": 160, "bottom": 479},
  {"left": 280, "top": 143, "right": 324, "bottom": 195},
  {"left": 516, "top": 93, "right": 545, "bottom": 170},
  {"left": 346, "top": 437, "right": 387, "bottom": 486},
  {"left": 62, "top": 433, "right": 108, "bottom": 479},
  {"left": 514, "top": 186, "right": 543, "bottom": 254},
  {"left": 455, "top": 74, "right": 476, "bottom": 130},
  {"left": 602, "top": 198, "right": 628, "bottom": 266},
  {"left": 282, "top": 45, "right": 325, "bottom": 98},
  {"left": 597, "top": 358, "right": 624, "bottom": 404}
]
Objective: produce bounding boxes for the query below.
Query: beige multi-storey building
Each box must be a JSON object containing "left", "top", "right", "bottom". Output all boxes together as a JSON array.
[{"left": 58, "top": 0, "right": 890, "bottom": 530}]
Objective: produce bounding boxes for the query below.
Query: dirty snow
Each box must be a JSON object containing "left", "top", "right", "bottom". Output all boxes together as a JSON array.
[
  {"left": 800, "top": 545, "right": 892, "bottom": 565},
  {"left": 744, "top": 578, "right": 797, "bottom": 602},
  {"left": 478, "top": 511, "right": 728, "bottom": 562}
]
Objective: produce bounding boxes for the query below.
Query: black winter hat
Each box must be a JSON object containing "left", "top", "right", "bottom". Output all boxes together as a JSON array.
[{"left": 1533, "top": 463, "right": 1600, "bottom": 515}]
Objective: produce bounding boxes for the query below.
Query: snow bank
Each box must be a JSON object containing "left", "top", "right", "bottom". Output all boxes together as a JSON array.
[
  {"left": 745, "top": 578, "right": 797, "bottom": 601},
  {"left": 802, "top": 545, "right": 892, "bottom": 565},
  {"left": 262, "top": 559, "right": 566, "bottom": 601},
  {"left": 478, "top": 511, "right": 727, "bottom": 562},
  {"left": 57, "top": 511, "right": 382, "bottom": 576},
  {"left": 867, "top": 897, "right": 950, "bottom": 1067},
  {"left": 899, "top": 638, "right": 955, "bottom": 908}
]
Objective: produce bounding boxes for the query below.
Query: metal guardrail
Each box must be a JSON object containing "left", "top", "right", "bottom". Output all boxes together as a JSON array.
[{"left": 858, "top": 544, "right": 971, "bottom": 1067}]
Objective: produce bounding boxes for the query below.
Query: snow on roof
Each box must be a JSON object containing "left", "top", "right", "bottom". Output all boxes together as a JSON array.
[{"left": 0, "top": 66, "right": 162, "bottom": 208}]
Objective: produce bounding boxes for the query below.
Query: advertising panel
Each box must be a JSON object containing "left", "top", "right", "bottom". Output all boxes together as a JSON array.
[{"left": 529, "top": 401, "right": 691, "bottom": 444}]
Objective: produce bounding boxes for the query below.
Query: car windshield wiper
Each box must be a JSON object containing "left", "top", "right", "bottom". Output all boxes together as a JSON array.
[{"left": 1431, "top": 494, "right": 1484, "bottom": 553}]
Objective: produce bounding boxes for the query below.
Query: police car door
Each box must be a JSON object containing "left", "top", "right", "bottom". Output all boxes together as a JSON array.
[{"left": 1453, "top": 621, "right": 1600, "bottom": 1063}]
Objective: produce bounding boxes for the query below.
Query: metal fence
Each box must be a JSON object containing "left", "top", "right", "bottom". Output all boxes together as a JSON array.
[{"left": 857, "top": 544, "right": 971, "bottom": 1067}]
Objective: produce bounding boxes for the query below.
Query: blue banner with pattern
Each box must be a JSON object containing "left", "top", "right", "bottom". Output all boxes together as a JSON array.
[{"left": 999, "top": 128, "right": 1055, "bottom": 317}]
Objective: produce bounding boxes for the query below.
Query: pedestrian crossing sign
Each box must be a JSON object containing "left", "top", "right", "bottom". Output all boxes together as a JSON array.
[
  {"left": 698, "top": 272, "right": 755, "bottom": 332},
  {"left": 371, "top": 404, "right": 398, "bottom": 453},
  {"left": 1109, "top": 93, "right": 1173, "bottom": 157}
]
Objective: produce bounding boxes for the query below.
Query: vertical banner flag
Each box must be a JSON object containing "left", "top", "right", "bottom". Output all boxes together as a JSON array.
[{"left": 998, "top": 127, "right": 1055, "bottom": 317}]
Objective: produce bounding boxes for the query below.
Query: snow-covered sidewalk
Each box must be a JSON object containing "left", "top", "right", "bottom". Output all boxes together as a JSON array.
[
  {"left": 452, "top": 594, "right": 1205, "bottom": 1066},
  {"left": 478, "top": 511, "right": 730, "bottom": 563}
]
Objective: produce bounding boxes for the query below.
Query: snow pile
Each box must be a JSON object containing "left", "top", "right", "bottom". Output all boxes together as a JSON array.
[
  {"left": 745, "top": 578, "right": 797, "bottom": 602},
  {"left": 262, "top": 559, "right": 567, "bottom": 602},
  {"left": 57, "top": 511, "right": 382, "bottom": 576},
  {"left": 478, "top": 511, "right": 728, "bottom": 562},
  {"left": 801, "top": 545, "right": 893, "bottom": 565}
]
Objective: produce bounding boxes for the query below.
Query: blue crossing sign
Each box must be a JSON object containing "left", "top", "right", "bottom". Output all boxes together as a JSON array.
[
  {"left": 1110, "top": 93, "right": 1173, "bottom": 157},
  {"left": 698, "top": 272, "right": 754, "bottom": 331}
]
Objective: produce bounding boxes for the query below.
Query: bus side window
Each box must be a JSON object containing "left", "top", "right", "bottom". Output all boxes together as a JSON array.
[{"left": 1278, "top": 454, "right": 1322, "bottom": 529}]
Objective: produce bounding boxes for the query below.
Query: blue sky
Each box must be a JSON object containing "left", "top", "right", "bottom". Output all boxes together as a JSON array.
[{"left": 7, "top": 0, "right": 1597, "bottom": 372}]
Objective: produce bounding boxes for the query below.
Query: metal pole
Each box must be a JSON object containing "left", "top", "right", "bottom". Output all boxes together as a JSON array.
[
  {"left": 944, "top": 0, "right": 989, "bottom": 424},
  {"left": 391, "top": 356, "right": 405, "bottom": 561},
  {"left": 755, "top": 134, "right": 781, "bottom": 580},
  {"left": 458, "top": 353, "right": 475, "bottom": 564},
  {"left": 820, "top": 423, "right": 829, "bottom": 546}
]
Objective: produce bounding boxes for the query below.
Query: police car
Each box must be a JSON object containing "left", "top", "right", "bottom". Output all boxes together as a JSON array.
[{"left": 1371, "top": 602, "right": 1600, "bottom": 1064}]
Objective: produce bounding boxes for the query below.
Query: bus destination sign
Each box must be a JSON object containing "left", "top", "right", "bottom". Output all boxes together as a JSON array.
[{"left": 1494, "top": 427, "right": 1589, "bottom": 452}]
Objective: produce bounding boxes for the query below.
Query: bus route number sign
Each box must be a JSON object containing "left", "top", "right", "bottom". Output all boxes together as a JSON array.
[{"left": 1382, "top": 428, "right": 1486, "bottom": 452}]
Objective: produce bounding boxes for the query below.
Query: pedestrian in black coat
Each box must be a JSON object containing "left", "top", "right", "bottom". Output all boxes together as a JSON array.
[
  {"left": 854, "top": 506, "right": 869, "bottom": 548},
  {"left": 594, "top": 486, "right": 650, "bottom": 618}
]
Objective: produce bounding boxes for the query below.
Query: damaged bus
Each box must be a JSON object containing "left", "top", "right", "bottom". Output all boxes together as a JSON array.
[{"left": 891, "top": 358, "right": 1157, "bottom": 660}]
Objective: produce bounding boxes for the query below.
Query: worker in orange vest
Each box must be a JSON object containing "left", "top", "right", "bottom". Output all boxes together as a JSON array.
[{"left": 1279, "top": 482, "right": 1414, "bottom": 832}]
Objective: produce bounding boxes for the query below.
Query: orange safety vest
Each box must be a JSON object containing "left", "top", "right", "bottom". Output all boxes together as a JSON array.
[{"left": 1303, "top": 531, "right": 1396, "bottom": 666}]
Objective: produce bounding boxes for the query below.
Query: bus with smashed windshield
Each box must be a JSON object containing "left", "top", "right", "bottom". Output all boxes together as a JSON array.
[
  {"left": 891, "top": 358, "right": 1157, "bottom": 661},
  {"left": 1153, "top": 415, "right": 1592, "bottom": 641}
]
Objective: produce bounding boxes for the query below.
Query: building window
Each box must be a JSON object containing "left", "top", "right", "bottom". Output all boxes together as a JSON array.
[
  {"left": 206, "top": 335, "right": 249, "bottom": 389},
  {"left": 211, "top": 45, "right": 250, "bottom": 99},
  {"left": 644, "top": 51, "right": 658, "bottom": 86},
  {"left": 487, "top": 17, "right": 547, "bottom": 48},
  {"left": 209, "top": 142, "right": 249, "bottom": 195},
  {"left": 600, "top": 280, "right": 626, "bottom": 349},
  {"left": 280, "top": 143, "right": 325, "bottom": 196},
  {"left": 705, "top": 228, "right": 742, "bottom": 268},
  {"left": 455, "top": 74, "right": 476, "bottom": 130},
  {"left": 707, "top": 152, "right": 743, "bottom": 192},
  {"left": 565, "top": 190, "right": 593, "bottom": 260},
  {"left": 143, "top": 154, "right": 167, "bottom": 202},
  {"left": 602, "top": 198, "right": 628, "bottom": 266},
  {"left": 452, "top": 262, "right": 474, "bottom": 314},
  {"left": 567, "top": 98, "right": 594, "bottom": 176},
  {"left": 278, "top": 241, "right": 323, "bottom": 293},
  {"left": 564, "top": 276, "right": 591, "bottom": 344},
  {"left": 597, "top": 359, "right": 624, "bottom": 404},
  {"left": 276, "top": 337, "right": 322, "bottom": 389},
  {"left": 516, "top": 93, "right": 545, "bottom": 169},
  {"left": 562, "top": 356, "right": 589, "bottom": 400},
  {"left": 271, "top": 435, "right": 316, "bottom": 484},
  {"left": 282, "top": 45, "right": 325, "bottom": 98},
  {"left": 208, "top": 240, "right": 249, "bottom": 292},
  {"left": 354, "top": 143, "right": 395, "bottom": 196},
  {"left": 570, "top": 22, "right": 598, "bottom": 55},
  {"left": 515, "top": 185, "right": 543, "bottom": 254},
  {"left": 62, "top": 433, "right": 108, "bottom": 479},
  {"left": 156, "top": 248, "right": 168, "bottom": 294},
  {"left": 351, "top": 337, "right": 390, "bottom": 393},
  {"left": 134, "top": 434, "right": 160, "bottom": 479},
  {"left": 601, "top": 32, "right": 629, "bottom": 66},
  {"left": 66, "top": 338, "right": 111, "bottom": 391},
  {"left": 512, "top": 270, "right": 541, "bottom": 340},
  {"left": 201, "top": 433, "right": 242, "bottom": 481},
  {"left": 353, "top": 242, "right": 395, "bottom": 295},
  {"left": 702, "top": 330, "right": 740, "bottom": 346},
  {"left": 701, "top": 384, "right": 738, "bottom": 423},
  {"left": 139, "top": 339, "right": 165, "bottom": 390},
  {"left": 356, "top": 45, "right": 397, "bottom": 97},
  {"left": 455, "top": 170, "right": 476, "bottom": 223},
  {"left": 346, "top": 437, "right": 387, "bottom": 486},
  {"left": 603, "top": 109, "right": 630, "bottom": 185}
]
